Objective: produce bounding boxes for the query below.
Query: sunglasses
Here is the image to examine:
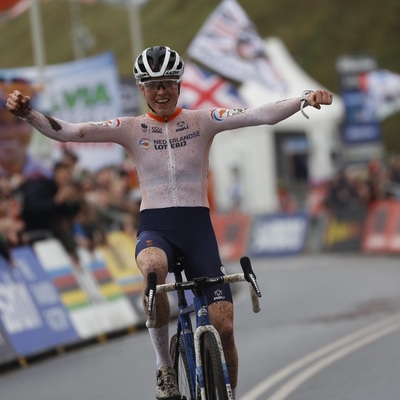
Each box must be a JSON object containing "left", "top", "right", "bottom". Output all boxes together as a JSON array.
[{"left": 139, "top": 79, "right": 181, "bottom": 91}]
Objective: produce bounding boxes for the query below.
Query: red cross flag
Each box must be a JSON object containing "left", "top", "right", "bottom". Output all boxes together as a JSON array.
[
  {"left": 187, "top": 0, "right": 286, "bottom": 92},
  {"left": 178, "top": 62, "right": 246, "bottom": 110}
]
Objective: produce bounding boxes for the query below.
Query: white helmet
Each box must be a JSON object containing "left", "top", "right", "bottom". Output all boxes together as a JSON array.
[{"left": 133, "top": 46, "right": 185, "bottom": 81}]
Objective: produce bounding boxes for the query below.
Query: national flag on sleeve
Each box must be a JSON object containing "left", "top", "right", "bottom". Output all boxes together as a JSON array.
[
  {"left": 359, "top": 69, "right": 400, "bottom": 121},
  {"left": 187, "top": 0, "right": 286, "bottom": 92},
  {"left": 0, "top": 0, "right": 30, "bottom": 22},
  {"left": 178, "top": 62, "right": 246, "bottom": 110}
]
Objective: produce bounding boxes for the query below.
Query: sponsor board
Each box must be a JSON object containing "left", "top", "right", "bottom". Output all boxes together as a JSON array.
[{"left": 248, "top": 213, "right": 308, "bottom": 257}]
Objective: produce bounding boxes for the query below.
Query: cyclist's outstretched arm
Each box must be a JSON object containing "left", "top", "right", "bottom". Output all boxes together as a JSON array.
[{"left": 7, "top": 89, "right": 128, "bottom": 145}]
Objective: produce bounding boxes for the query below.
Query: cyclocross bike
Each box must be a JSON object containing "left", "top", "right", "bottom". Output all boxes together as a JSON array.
[{"left": 145, "top": 256, "right": 262, "bottom": 400}]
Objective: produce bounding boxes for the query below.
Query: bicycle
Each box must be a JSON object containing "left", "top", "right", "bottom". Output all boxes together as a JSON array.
[{"left": 145, "top": 256, "right": 262, "bottom": 400}]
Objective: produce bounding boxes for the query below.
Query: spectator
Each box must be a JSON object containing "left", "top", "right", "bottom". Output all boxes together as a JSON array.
[
  {"left": 18, "top": 162, "right": 82, "bottom": 265},
  {"left": 0, "top": 78, "right": 51, "bottom": 182},
  {"left": 0, "top": 178, "right": 24, "bottom": 263},
  {"left": 325, "top": 167, "right": 360, "bottom": 209}
]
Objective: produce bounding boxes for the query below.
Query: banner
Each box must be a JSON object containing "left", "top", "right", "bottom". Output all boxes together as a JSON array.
[
  {"left": 0, "top": 52, "right": 124, "bottom": 171},
  {"left": 362, "top": 200, "right": 400, "bottom": 254},
  {"left": 248, "top": 213, "right": 308, "bottom": 257},
  {"left": 78, "top": 247, "right": 139, "bottom": 331},
  {"left": 0, "top": 324, "right": 16, "bottom": 365},
  {"left": 211, "top": 212, "right": 251, "bottom": 261},
  {"left": 0, "top": 247, "right": 78, "bottom": 356},
  {"left": 359, "top": 69, "right": 400, "bottom": 121},
  {"left": 178, "top": 62, "right": 246, "bottom": 110},
  {"left": 187, "top": 0, "right": 285, "bottom": 92},
  {"left": 324, "top": 207, "right": 367, "bottom": 252},
  {"left": 32, "top": 239, "right": 104, "bottom": 339},
  {"left": 336, "top": 54, "right": 381, "bottom": 144}
]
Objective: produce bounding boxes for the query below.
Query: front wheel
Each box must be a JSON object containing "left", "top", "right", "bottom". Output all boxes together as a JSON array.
[
  {"left": 200, "top": 331, "right": 230, "bottom": 400},
  {"left": 170, "top": 333, "right": 194, "bottom": 399}
]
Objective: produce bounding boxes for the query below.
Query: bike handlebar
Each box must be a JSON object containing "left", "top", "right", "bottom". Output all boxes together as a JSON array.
[{"left": 145, "top": 256, "right": 262, "bottom": 328}]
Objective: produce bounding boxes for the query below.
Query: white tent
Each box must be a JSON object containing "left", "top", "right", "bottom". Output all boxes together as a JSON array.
[{"left": 210, "top": 37, "right": 345, "bottom": 214}]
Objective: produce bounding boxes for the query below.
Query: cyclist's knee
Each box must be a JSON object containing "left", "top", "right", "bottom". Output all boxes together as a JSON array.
[
  {"left": 209, "top": 301, "right": 235, "bottom": 341},
  {"left": 136, "top": 247, "right": 168, "bottom": 282}
]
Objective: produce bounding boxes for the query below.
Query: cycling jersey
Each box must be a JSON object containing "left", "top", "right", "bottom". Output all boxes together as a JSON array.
[{"left": 24, "top": 98, "right": 302, "bottom": 211}]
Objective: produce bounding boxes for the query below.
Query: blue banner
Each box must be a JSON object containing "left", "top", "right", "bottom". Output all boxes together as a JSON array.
[
  {"left": 248, "top": 213, "right": 309, "bottom": 257},
  {"left": 0, "top": 247, "right": 78, "bottom": 356}
]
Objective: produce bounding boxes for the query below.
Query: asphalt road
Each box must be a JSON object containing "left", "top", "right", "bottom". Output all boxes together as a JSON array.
[{"left": 1, "top": 254, "right": 399, "bottom": 400}]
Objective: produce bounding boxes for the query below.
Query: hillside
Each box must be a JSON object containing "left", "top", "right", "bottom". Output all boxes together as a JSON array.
[{"left": 1, "top": 0, "right": 399, "bottom": 150}]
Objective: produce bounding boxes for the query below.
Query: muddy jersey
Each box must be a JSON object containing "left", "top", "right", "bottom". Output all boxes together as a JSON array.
[{"left": 23, "top": 99, "right": 302, "bottom": 210}]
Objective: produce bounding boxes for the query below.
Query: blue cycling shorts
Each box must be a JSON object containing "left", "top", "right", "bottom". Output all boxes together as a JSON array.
[{"left": 135, "top": 207, "right": 232, "bottom": 305}]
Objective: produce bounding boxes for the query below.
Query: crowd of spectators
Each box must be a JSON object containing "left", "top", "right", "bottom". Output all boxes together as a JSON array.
[
  {"left": 0, "top": 78, "right": 142, "bottom": 266},
  {"left": 323, "top": 155, "right": 400, "bottom": 211},
  {"left": 0, "top": 152, "right": 141, "bottom": 266}
]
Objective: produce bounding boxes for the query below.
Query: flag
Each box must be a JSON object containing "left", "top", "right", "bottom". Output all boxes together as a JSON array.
[
  {"left": 0, "top": 0, "right": 30, "bottom": 22},
  {"left": 187, "top": 0, "right": 286, "bottom": 92},
  {"left": 178, "top": 62, "right": 246, "bottom": 110},
  {"left": 359, "top": 69, "right": 400, "bottom": 120}
]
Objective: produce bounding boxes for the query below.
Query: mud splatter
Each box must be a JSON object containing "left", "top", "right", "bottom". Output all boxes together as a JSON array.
[{"left": 45, "top": 115, "right": 62, "bottom": 131}]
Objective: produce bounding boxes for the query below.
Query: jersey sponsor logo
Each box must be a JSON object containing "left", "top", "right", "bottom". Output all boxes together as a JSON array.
[
  {"left": 176, "top": 120, "right": 189, "bottom": 132},
  {"left": 213, "top": 289, "right": 226, "bottom": 301},
  {"left": 89, "top": 118, "right": 121, "bottom": 128},
  {"left": 141, "top": 123, "right": 149, "bottom": 133},
  {"left": 210, "top": 108, "right": 246, "bottom": 121},
  {"left": 154, "top": 131, "right": 200, "bottom": 150},
  {"left": 151, "top": 126, "right": 163, "bottom": 134},
  {"left": 138, "top": 137, "right": 152, "bottom": 150}
]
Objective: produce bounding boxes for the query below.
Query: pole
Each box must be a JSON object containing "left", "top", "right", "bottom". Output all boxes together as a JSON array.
[
  {"left": 127, "top": 0, "right": 147, "bottom": 113},
  {"left": 29, "top": 0, "right": 46, "bottom": 82},
  {"left": 128, "top": 0, "right": 144, "bottom": 67},
  {"left": 69, "top": 0, "right": 85, "bottom": 60}
]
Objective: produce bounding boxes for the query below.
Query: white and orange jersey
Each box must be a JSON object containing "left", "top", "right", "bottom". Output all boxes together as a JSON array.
[{"left": 23, "top": 99, "right": 301, "bottom": 210}]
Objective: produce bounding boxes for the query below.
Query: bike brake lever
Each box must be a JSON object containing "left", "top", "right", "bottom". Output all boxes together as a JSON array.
[
  {"left": 146, "top": 272, "right": 157, "bottom": 328},
  {"left": 240, "top": 256, "right": 262, "bottom": 298}
]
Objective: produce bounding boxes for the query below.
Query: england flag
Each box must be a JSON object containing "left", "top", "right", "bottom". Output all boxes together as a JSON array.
[{"left": 178, "top": 62, "right": 246, "bottom": 110}]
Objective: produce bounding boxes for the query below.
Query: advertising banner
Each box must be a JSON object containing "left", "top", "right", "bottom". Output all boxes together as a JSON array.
[
  {"left": 0, "top": 324, "right": 16, "bottom": 365},
  {"left": 0, "top": 247, "right": 78, "bottom": 356},
  {"left": 0, "top": 52, "right": 124, "bottom": 171},
  {"left": 336, "top": 54, "right": 381, "bottom": 144},
  {"left": 248, "top": 213, "right": 308, "bottom": 257},
  {"left": 32, "top": 239, "right": 104, "bottom": 339},
  {"left": 211, "top": 212, "right": 251, "bottom": 261},
  {"left": 78, "top": 247, "right": 139, "bottom": 331},
  {"left": 98, "top": 232, "right": 145, "bottom": 321},
  {"left": 324, "top": 206, "right": 367, "bottom": 252},
  {"left": 362, "top": 200, "right": 400, "bottom": 254}
]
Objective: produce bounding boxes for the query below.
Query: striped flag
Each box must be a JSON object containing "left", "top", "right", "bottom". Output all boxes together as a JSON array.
[
  {"left": 178, "top": 62, "right": 246, "bottom": 110},
  {"left": 0, "top": 0, "right": 30, "bottom": 22},
  {"left": 187, "top": 0, "right": 286, "bottom": 92}
]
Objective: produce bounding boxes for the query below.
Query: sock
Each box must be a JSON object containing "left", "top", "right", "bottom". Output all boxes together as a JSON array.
[
  {"left": 148, "top": 325, "right": 173, "bottom": 370},
  {"left": 232, "top": 387, "right": 236, "bottom": 399}
]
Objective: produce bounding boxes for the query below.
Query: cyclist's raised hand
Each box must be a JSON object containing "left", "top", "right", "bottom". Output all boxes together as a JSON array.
[
  {"left": 305, "top": 89, "right": 333, "bottom": 110},
  {"left": 6, "top": 90, "right": 31, "bottom": 118}
]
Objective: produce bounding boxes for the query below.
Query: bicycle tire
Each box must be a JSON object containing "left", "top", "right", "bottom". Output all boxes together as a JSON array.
[
  {"left": 170, "top": 333, "right": 194, "bottom": 399},
  {"left": 200, "top": 331, "right": 230, "bottom": 400}
]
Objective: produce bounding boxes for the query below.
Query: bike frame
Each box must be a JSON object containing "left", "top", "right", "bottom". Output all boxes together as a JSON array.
[
  {"left": 174, "top": 281, "right": 233, "bottom": 400},
  {"left": 146, "top": 256, "right": 261, "bottom": 400}
]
